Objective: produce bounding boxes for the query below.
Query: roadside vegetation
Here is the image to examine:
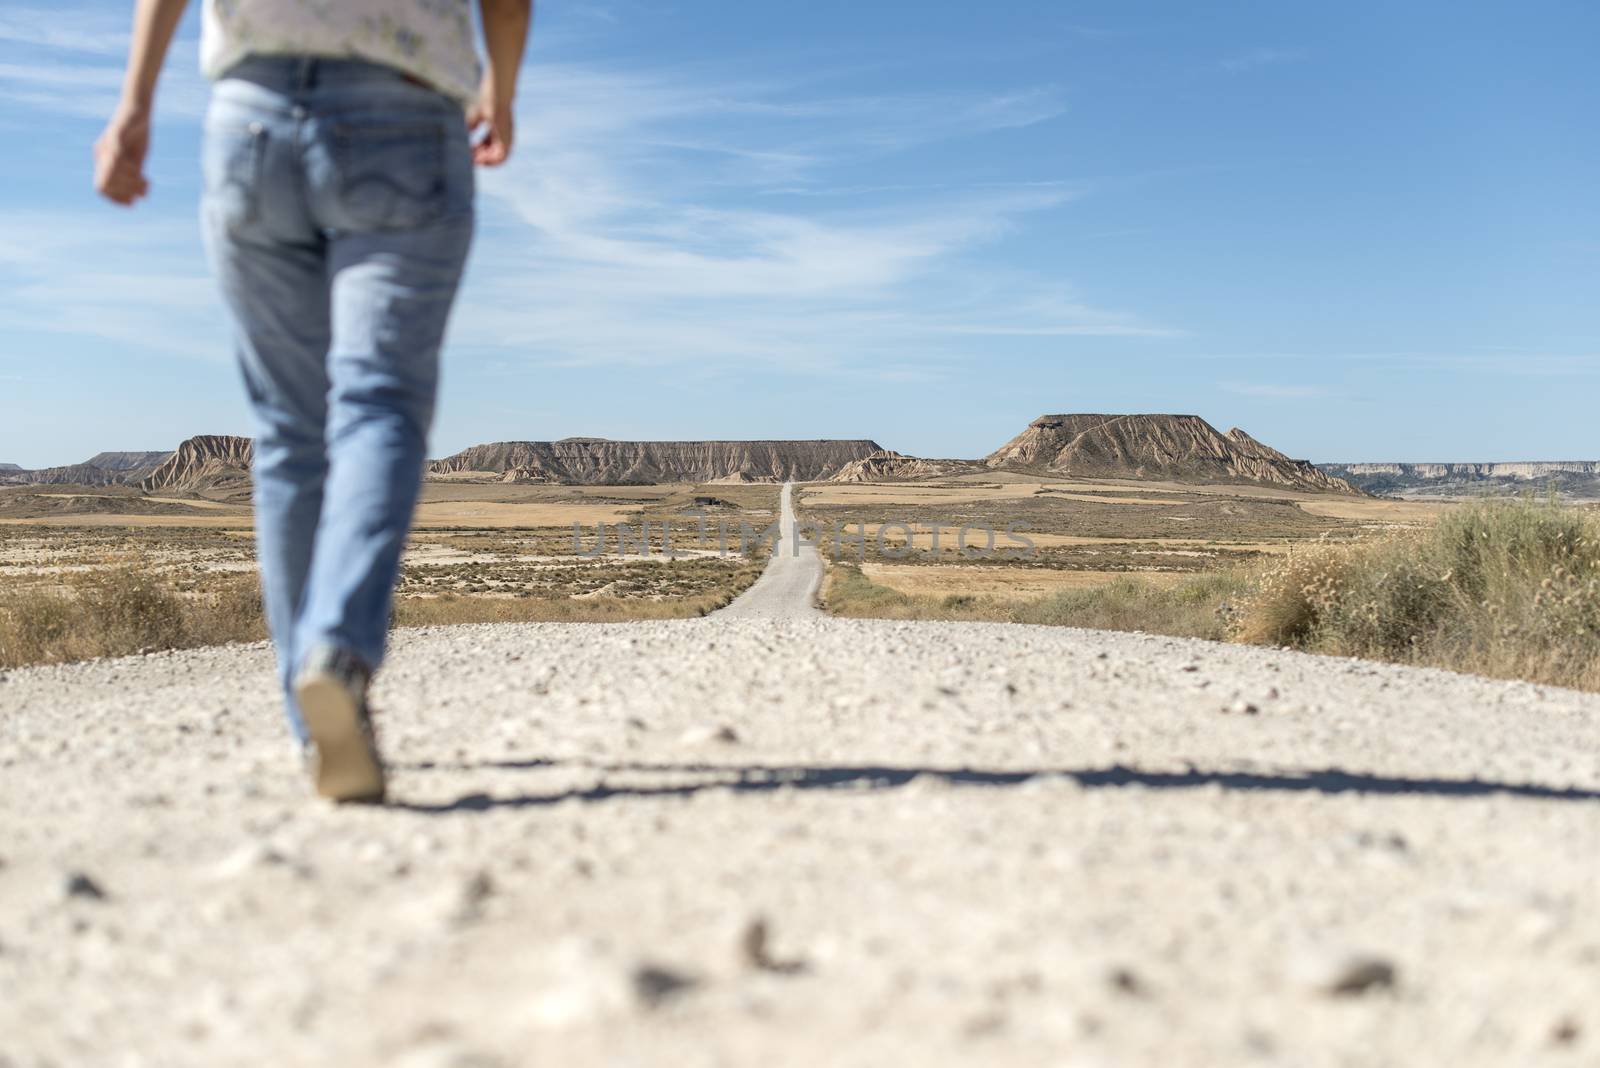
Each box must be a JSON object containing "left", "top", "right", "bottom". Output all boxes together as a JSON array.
[
  {"left": 0, "top": 482, "right": 774, "bottom": 670},
  {"left": 0, "top": 568, "right": 266, "bottom": 668},
  {"left": 1235, "top": 498, "right": 1600, "bottom": 691},
  {"left": 8, "top": 493, "right": 1598, "bottom": 695},
  {"left": 0, "top": 553, "right": 765, "bottom": 670},
  {"left": 824, "top": 499, "right": 1600, "bottom": 693},
  {"left": 825, "top": 563, "right": 1246, "bottom": 641}
]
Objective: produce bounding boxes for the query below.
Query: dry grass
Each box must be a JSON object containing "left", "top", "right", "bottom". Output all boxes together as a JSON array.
[
  {"left": 823, "top": 562, "right": 1246, "bottom": 641},
  {"left": 822, "top": 496, "right": 1600, "bottom": 693},
  {"left": 0, "top": 481, "right": 778, "bottom": 670},
  {"left": 0, "top": 568, "right": 265, "bottom": 669},
  {"left": 860, "top": 563, "right": 1195, "bottom": 598},
  {"left": 1234, "top": 499, "right": 1600, "bottom": 691},
  {"left": 0, "top": 556, "right": 766, "bottom": 670},
  {"left": 393, "top": 584, "right": 749, "bottom": 626}
]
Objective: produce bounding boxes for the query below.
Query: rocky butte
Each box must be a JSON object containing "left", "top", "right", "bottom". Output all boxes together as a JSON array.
[
  {"left": 140, "top": 436, "right": 254, "bottom": 494},
  {"left": 836, "top": 414, "right": 1361, "bottom": 494}
]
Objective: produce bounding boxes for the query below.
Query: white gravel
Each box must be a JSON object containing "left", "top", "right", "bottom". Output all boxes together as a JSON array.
[{"left": 2, "top": 485, "right": 1599, "bottom": 1066}]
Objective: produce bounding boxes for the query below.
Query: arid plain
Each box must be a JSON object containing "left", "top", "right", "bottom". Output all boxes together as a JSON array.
[{"left": 6, "top": 416, "right": 1600, "bottom": 1066}]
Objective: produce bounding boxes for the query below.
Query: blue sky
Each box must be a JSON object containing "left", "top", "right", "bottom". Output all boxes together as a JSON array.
[{"left": 1, "top": 1, "right": 1596, "bottom": 469}]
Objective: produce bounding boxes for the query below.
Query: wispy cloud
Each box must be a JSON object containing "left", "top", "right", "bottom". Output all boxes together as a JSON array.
[
  {"left": 0, "top": 6, "right": 132, "bottom": 55},
  {"left": 1219, "top": 47, "right": 1304, "bottom": 73},
  {"left": 570, "top": 3, "right": 621, "bottom": 25},
  {"left": 0, "top": 7, "right": 207, "bottom": 119},
  {"left": 0, "top": 45, "right": 1166, "bottom": 378},
  {"left": 454, "top": 61, "right": 1163, "bottom": 371},
  {"left": 0, "top": 211, "right": 225, "bottom": 362}
]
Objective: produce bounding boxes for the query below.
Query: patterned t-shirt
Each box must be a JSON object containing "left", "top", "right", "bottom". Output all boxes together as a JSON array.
[{"left": 200, "top": 0, "right": 481, "bottom": 104}]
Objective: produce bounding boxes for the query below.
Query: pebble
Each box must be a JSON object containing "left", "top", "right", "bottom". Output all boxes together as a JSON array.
[
  {"left": 631, "top": 962, "right": 699, "bottom": 1008},
  {"left": 211, "top": 842, "right": 291, "bottom": 879},
  {"left": 1300, "top": 952, "right": 1398, "bottom": 996},
  {"left": 61, "top": 871, "right": 107, "bottom": 902},
  {"left": 449, "top": 869, "right": 495, "bottom": 927},
  {"left": 738, "top": 915, "right": 807, "bottom": 974},
  {"left": 1550, "top": 1016, "right": 1581, "bottom": 1046},
  {"left": 679, "top": 724, "right": 741, "bottom": 746},
  {"left": 1106, "top": 966, "right": 1147, "bottom": 997}
]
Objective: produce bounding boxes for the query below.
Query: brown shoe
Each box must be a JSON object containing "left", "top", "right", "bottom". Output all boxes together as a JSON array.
[{"left": 295, "top": 645, "right": 386, "bottom": 804}]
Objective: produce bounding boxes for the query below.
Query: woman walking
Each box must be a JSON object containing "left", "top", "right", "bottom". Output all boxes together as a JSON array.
[{"left": 94, "top": 0, "right": 532, "bottom": 803}]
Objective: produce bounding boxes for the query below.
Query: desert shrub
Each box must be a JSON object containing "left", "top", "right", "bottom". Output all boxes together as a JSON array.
[
  {"left": 0, "top": 567, "right": 266, "bottom": 669},
  {"left": 0, "top": 587, "right": 81, "bottom": 667},
  {"left": 74, "top": 568, "right": 192, "bottom": 655},
  {"left": 1235, "top": 500, "right": 1600, "bottom": 690}
]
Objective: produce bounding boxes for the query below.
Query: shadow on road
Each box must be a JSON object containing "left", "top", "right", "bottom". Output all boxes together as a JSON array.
[{"left": 386, "top": 759, "right": 1600, "bottom": 814}]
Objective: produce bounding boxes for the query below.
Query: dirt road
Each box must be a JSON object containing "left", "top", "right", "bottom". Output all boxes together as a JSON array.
[
  {"left": 2, "top": 486, "right": 1598, "bottom": 1066},
  {"left": 714, "top": 482, "right": 821, "bottom": 619}
]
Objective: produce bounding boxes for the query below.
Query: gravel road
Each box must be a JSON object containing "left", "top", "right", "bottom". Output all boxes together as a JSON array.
[
  {"left": 2, "top": 487, "right": 1599, "bottom": 1067},
  {"left": 713, "top": 482, "right": 821, "bottom": 620}
]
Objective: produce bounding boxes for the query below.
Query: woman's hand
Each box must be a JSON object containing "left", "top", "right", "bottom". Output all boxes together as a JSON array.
[
  {"left": 95, "top": 0, "right": 189, "bottom": 205},
  {"left": 466, "top": 87, "right": 514, "bottom": 167},
  {"left": 94, "top": 102, "right": 153, "bottom": 206}
]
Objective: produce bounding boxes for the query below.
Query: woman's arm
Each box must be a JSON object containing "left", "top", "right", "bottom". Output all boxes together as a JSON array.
[
  {"left": 468, "top": 0, "right": 533, "bottom": 167},
  {"left": 94, "top": 0, "right": 191, "bottom": 205}
]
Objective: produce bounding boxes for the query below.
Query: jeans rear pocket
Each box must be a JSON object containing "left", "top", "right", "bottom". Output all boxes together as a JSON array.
[
  {"left": 202, "top": 120, "right": 266, "bottom": 232},
  {"left": 332, "top": 121, "right": 447, "bottom": 230}
]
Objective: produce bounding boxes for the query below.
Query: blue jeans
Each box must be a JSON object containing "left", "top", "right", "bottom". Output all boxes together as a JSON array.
[{"left": 200, "top": 57, "right": 475, "bottom": 740}]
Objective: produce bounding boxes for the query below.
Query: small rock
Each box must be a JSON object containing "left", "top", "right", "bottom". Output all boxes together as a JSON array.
[
  {"left": 738, "top": 916, "right": 807, "bottom": 974},
  {"left": 212, "top": 842, "right": 291, "bottom": 879},
  {"left": 631, "top": 963, "right": 698, "bottom": 1008},
  {"left": 1107, "top": 966, "right": 1146, "bottom": 997},
  {"left": 962, "top": 1009, "right": 1007, "bottom": 1038},
  {"left": 679, "top": 724, "right": 740, "bottom": 746},
  {"left": 61, "top": 871, "right": 107, "bottom": 902},
  {"left": 450, "top": 870, "right": 495, "bottom": 927},
  {"left": 1550, "top": 1016, "right": 1581, "bottom": 1046},
  {"left": 1353, "top": 830, "right": 1409, "bottom": 853},
  {"left": 1224, "top": 699, "right": 1260, "bottom": 716},
  {"left": 1303, "top": 953, "right": 1397, "bottom": 996}
]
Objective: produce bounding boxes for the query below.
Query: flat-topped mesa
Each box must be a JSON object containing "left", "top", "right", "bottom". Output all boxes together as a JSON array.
[
  {"left": 984, "top": 413, "right": 1363, "bottom": 494},
  {"left": 428, "top": 439, "right": 885, "bottom": 485},
  {"left": 140, "top": 435, "right": 253, "bottom": 494},
  {"left": 1327, "top": 461, "right": 1600, "bottom": 480},
  {"left": 1319, "top": 460, "right": 1600, "bottom": 498}
]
